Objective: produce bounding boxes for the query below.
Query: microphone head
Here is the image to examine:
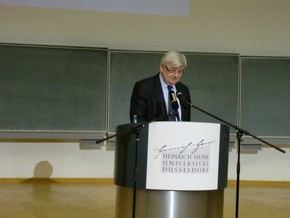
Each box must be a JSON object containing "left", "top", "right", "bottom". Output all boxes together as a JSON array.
[
  {"left": 176, "top": 92, "right": 187, "bottom": 104},
  {"left": 169, "top": 90, "right": 179, "bottom": 110}
]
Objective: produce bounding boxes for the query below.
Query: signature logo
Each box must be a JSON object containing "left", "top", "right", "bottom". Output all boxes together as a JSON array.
[{"left": 154, "top": 139, "right": 216, "bottom": 159}]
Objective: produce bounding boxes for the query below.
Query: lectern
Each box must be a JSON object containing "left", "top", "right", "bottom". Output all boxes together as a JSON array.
[{"left": 114, "top": 122, "right": 229, "bottom": 218}]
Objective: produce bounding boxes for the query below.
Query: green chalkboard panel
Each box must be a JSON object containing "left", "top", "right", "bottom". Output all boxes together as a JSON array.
[
  {"left": 184, "top": 53, "right": 239, "bottom": 126},
  {"left": 109, "top": 50, "right": 239, "bottom": 132},
  {"left": 0, "top": 44, "right": 107, "bottom": 137},
  {"left": 241, "top": 57, "right": 290, "bottom": 136}
]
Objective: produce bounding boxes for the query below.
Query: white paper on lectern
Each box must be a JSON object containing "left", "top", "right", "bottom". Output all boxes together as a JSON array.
[{"left": 146, "top": 122, "right": 221, "bottom": 191}]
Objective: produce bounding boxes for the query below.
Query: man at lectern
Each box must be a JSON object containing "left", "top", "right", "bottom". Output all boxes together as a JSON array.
[{"left": 130, "top": 50, "right": 191, "bottom": 123}]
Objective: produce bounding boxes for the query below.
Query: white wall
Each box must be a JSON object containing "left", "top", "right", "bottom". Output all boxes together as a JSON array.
[
  {"left": 0, "top": 142, "right": 114, "bottom": 178},
  {"left": 0, "top": 0, "right": 290, "bottom": 180},
  {"left": 1, "top": 0, "right": 290, "bottom": 55},
  {"left": 228, "top": 148, "right": 290, "bottom": 181}
]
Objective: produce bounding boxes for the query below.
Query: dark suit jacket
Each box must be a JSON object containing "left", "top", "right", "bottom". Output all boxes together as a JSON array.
[{"left": 130, "top": 73, "right": 191, "bottom": 122}]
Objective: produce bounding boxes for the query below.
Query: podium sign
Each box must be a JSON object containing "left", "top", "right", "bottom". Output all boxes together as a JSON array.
[
  {"left": 114, "top": 121, "right": 229, "bottom": 190},
  {"left": 146, "top": 122, "right": 226, "bottom": 191}
]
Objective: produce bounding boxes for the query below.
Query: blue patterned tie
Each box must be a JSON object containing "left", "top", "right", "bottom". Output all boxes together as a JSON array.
[{"left": 167, "top": 86, "right": 176, "bottom": 121}]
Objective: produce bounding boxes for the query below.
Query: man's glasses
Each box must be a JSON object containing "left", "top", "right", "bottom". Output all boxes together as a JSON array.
[{"left": 164, "top": 65, "right": 184, "bottom": 76}]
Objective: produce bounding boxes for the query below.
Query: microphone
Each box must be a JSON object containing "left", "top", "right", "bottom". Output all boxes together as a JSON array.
[
  {"left": 176, "top": 92, "right": 188, "bottom": 105},
  {"left": 169, "top": 90, "right": 179, "bottom": 111}
]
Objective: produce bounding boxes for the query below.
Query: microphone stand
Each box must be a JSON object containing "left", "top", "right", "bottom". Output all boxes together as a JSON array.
[
  {"left": 96, "top": 121, "right": 144, "bottom": 218},
  {"left": 176, "top": 93, "right": 285, "bottom": 218},
  {"left": 96, "top": 113, "right": 176, "bottom": 218}
]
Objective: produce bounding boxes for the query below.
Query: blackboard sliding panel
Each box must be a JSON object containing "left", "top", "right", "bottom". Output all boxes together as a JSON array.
[
  {"left": 240, "top": 56, "right": 290, "bottom": 138},
  {"left": 0, "top": 43, "right": 108, "bottom": 139},
  {"left": 108, "top": 50, "right": 239, "bottom": 135},
  {"left": 184, "top": 52, "right": 239, "bottom": 132}
]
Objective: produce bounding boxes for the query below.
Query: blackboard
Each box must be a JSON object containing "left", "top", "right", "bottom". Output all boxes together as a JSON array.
[
  {"left": 109, "top": 50, "right": 239, "bottom": 133},
  {"left": 6, "top": 45, "right": 289, "bottom": 139},
  {"left": 0, "top": 44, "right": 107, "bottom": 138},
  {"left": 240, "top": 57, "right": 290, "bottom": 136}
]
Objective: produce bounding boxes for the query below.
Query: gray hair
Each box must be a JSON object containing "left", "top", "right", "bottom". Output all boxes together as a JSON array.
[{"left": 160, "top": 51, "right": 187, "bottom": 68}]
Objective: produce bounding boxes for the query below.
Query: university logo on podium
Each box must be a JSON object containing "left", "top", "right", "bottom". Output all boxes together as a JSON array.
[{"left": 146, "top": 122, "right": 225, "bottom": 191}]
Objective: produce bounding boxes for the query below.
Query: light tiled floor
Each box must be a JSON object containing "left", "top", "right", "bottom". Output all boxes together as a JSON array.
[{"left": 0, "top": 180, "right": 290, "bottom": 218}]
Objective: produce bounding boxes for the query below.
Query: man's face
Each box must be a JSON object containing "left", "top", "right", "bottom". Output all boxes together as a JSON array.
[{"left": 160, "top": 64, "right": 184, "bottom": 85}]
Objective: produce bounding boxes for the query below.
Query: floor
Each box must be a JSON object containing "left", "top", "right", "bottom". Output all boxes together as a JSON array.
[{"left": 0, "top": 180, "right": 289, "bottom": 218}]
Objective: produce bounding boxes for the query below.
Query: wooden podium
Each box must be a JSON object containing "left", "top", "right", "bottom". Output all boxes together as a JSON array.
[{"left": 114, "top": 122, "right": 230, "bottom": 218}]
